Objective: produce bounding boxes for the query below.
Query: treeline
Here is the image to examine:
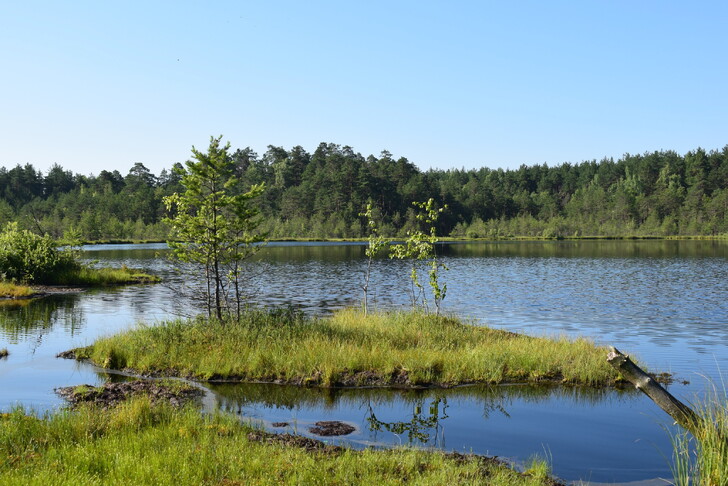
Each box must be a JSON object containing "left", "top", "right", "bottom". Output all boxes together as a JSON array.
[{"left": 1, "top": 143, "right": 727, "bottom": 241}]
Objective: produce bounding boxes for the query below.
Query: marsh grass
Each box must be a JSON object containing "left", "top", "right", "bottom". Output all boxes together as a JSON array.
[
  {"left": 79, "top": 309, "right": 617, "bottom": 387},
  {"left": 670, "top": 387, "right": 728, "bottom": 485},
  {"left": 0, "top": 282, "right": 35, "bottom": 298},
  {"left": 0, "top": 398, "right": 557, "bottom": 485},
  {"left": 53, "top": 265, "right": 160, "bottom": 286}
]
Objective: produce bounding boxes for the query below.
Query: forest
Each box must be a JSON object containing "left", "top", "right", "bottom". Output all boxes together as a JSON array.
[{"left": 1, "top": 143, "right": 727, "bottom": 241}]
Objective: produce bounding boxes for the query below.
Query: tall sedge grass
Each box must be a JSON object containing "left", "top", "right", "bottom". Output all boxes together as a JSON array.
[
  {"left": 0, "top": 398, "right": 556, "bottom": 485},
  {"left": 79, "top": 308, "right": 618, "bottom": 387},
  {"left": 670, "top": 385, "right": 728, "bottom": 485}
]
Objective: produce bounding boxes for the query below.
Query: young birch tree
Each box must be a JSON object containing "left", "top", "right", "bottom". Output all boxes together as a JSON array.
[
  {"left": 390, "top": 198, "right": 448, "bottom": 315},
  {"left": 163, "top": 136, "right": 265, "bottom": 321},
  {"left": 360, "top": 202, "right": 388, "bottom": 315}
]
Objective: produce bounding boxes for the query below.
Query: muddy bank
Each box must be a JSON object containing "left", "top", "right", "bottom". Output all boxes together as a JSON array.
[
  {"left": 58, "top": 349, "right": 678, "bottom": 390},
  {"left": 244, "top": 429, "right": 564, "bottom": 484},
  {"left": 308, "top": 420, "right": 356, "bottom": 436},
  {"left": 55, "top": 380, "right": 202, "bottom": 408},
  {"left": 0, "top": 286, "right": 85, "bottom": 302},
  {"left": 246, "top": 429, "right": 345, "bottom": 453}
]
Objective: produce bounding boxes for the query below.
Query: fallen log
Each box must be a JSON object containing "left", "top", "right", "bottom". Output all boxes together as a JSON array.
[{"left": 606, "top": 346, "right": 702, "bottom": 436}]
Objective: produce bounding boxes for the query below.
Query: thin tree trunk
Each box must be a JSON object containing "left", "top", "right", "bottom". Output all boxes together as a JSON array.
[{"left": 363, "top": 257, "right": 372, "bottom": 316}]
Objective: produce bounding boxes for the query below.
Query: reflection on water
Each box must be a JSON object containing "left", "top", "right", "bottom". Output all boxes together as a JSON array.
[
  {"left": 206, "top": 381, "right": 665, "bottom": 482},
  {"left": 1, "top": 240, "right": 727, "bottom": 483},
  {"left": 207, "top": 382, "right": 621, "bottom": 449},
  {"left": 443, "top": 239, "right": 728, "bottom": 259},
  {"left": 366, "top": 396, "right": 449, "bottom": 446},
  {"left": 0, "top": 295, "right": 84, "bottom": 345}
]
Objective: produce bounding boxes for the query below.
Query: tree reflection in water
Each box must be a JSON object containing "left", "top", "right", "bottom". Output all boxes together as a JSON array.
[
  {"left": 0, "top": 294, "right": 84, "bottom": 351},
  {"left": 366, "top": 397, "right": 449, "bottom": 446}
]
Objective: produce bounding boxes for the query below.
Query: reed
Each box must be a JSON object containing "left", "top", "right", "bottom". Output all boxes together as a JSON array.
[
  {"left": 78, "top": 308, "right": 618, "bottom": 387},
  {"left": 0, "top": 398, "right": 556, "bottom": 485},
  {"left": 670, "top": 386, "right": 728, "bottom": 485}
]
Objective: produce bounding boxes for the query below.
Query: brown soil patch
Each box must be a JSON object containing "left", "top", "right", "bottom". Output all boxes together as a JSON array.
[
  {"left": 308, "top": 420, "right": 356, "bottom": 436},
  {"left": 55, "top": 380, "right": 202, "bottom": 408},
  {"left": 56, "top": 350, "right": 78, "bottom": 359},
  {"left": 246, "top": 430, "right": 344, "bottom": 454}
]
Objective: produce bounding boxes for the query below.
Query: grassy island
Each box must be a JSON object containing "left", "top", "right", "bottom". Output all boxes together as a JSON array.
[
  {"left": 0, "top": 223, "right": 158, "bottom": 298},
  {"left": 73, "top": 309, "right": 618, "bottom": 387},
  {"left": 49, "top": 265, "right": 160, "bottom": 287},
  {"left": 0, "top": 266, "right": 158, "bottom": 299},
  {"left": 0, "top": 398, "right": 557, "bottom": 485}
]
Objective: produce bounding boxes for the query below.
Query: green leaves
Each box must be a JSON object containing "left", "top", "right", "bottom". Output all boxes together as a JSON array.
[
  {"left": 388, "top": 199, "right": 448, "bottom": 315},
  {"left": 163, "top": 136, "right": 267, "bottom": 319},
  {"left": 0, "top": 222, "right": 79, "bottom": 284}
]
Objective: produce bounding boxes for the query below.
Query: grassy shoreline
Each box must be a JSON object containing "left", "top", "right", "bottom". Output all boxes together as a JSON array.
[
  {"left": 70, "top": 309, "right": 620, "bottom": 388},
  {"left": 74, "top": 234, "right": 728, "bottom": 245},
  {"left": 49, "top": 265, "right": 160, "bottom": 287},
  {"left": 0, "top": 282, "right": 35, "bottom": 298},
  {"left": 0, "top": 267, "right": 159, "bottom": 299},
  {"left": 0, "top": 398, "right": 559, "bottom": 485}
]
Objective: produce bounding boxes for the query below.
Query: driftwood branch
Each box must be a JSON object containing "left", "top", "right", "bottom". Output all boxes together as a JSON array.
[{"left": 606, "top": 346, "right": 702, "bottom": 435}]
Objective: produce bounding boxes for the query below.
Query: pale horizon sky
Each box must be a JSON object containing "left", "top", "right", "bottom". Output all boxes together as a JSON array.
[{"left": 1, "top": 1, "right": 727, "bottom": 177}]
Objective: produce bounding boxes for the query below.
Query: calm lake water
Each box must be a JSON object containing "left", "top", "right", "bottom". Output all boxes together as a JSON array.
[{"left": 1, "top": 240, "right": 727, "bottom": 484}]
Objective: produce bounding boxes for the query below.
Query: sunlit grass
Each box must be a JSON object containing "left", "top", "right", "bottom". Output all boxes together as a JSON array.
[
  {"left": 53, "top": 265, "right": 160, "bottom": 286},
  {"left": 0, "top": 398, "right": 556, "bottom": 485},
  {"left": 670, "top": 385, "right": 728, "bottom": 485},
  {"left": 78, "top": 308, "right": 618, "bottom": 387},
  {"left": 0, "top": 282, "right": 35, "bottom": 298}
]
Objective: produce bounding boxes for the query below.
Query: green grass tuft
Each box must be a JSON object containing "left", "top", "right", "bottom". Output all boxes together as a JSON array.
[
  {"left": 0, "top": 282, "right": 35, "bottom": 298},
  {"left": 670, "top": 388, "right": 728, "bottom": 485},
  {"left": 79, "top": 308, "right": 618, "bottom": 387}
]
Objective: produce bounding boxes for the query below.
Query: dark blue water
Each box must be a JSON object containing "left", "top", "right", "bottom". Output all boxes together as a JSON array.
[{"left": 1, "top": 240, "right": 727, "bottom": 484}]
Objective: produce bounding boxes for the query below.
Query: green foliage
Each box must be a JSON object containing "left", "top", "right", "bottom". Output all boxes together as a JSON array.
[
  {"left": 163, "top": 136, "right": 266, "bottom": 320},
  {"left": 0, "top": 222, "right": 79, "bottom": 283},
  {"left": 390, "top": 199, "right": 448, "bottom": 315},
  {"left": 3, "top": 144, "right": 728, "bottom": 240},
  {"left": 360, "top": 203, "right": 389, "bottom": 315}
]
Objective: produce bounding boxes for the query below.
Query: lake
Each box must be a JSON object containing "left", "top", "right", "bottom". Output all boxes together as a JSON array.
[{"left": 1, "top": 240, "right": 727, "bottom": 484}]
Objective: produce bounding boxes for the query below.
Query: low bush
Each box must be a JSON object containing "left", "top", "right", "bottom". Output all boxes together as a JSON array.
[{"left": 0, "top": 223, "right": 79, "bottom": 284}]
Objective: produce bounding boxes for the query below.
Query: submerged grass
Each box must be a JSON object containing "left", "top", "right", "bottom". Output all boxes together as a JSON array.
[
  {"left": 0, "top": 398, "right": 558, "bottom": 486},
  {"left": 78, "top": 309, "right": 618, "bottom": 387}
]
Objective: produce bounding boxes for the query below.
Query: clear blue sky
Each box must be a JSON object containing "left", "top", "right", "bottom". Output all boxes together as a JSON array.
[{"left": 1, "top": 1, "right": 727, "bottom": 176}]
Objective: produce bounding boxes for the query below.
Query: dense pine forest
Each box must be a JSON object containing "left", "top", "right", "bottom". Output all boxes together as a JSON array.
[{"left": 1, "top": 143, "right": 727, "bottom": 241}]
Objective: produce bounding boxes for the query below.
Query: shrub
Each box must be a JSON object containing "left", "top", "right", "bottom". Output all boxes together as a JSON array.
[{"left": 0, "top": 223, "right": 79, "bottom": 284}]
